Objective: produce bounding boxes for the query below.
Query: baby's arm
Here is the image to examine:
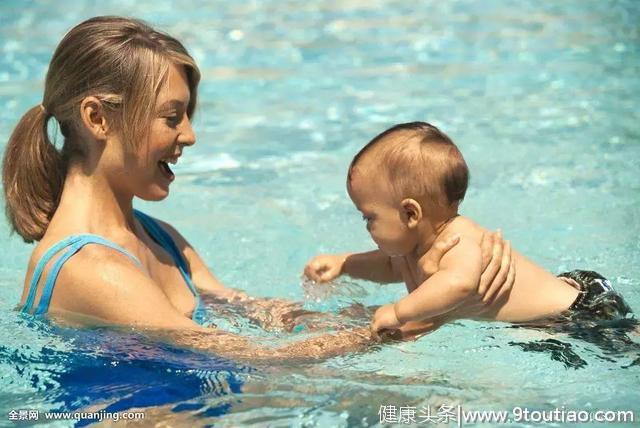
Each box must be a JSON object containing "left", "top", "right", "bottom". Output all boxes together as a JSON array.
[
  {"left": 304, "top": 249, "right": 400, "bottom": 283},
  {"left": 345, "top": 250, "right": 402, "bottom": 283},
  {"left": 304, "top": 235, "right": 462, "bottom": 284},
  {"left": 371, "top": 238, "right": 482, "bottom": 335}
]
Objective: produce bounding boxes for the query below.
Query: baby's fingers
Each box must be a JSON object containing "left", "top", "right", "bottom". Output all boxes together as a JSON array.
[
  {"left": 303, "top": 260, "right": 324, "bottom": 282},
  {"left": 319, "top": 265, "right": 339, "bottom": 282}
]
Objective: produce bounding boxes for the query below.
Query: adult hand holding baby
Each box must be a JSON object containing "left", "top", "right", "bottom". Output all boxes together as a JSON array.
[
  {"left": 302, "top": 228, "right": 514, "bottom": 341},
  {"left": 370, "top": 230, "right": 515, "bottom": 341}
]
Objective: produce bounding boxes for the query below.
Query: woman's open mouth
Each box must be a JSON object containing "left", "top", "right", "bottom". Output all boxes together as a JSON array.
[{"left": 158, "top": 159, "right": 176, "bottom": 181}]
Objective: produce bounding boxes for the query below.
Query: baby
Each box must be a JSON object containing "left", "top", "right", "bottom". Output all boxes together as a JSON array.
[{"left": 305, "top": 122, "right": 632, "bottom": 338}]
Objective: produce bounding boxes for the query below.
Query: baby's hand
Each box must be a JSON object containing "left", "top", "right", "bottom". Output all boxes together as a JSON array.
[
  {"left": 370, "top": 303, "right": 402, "bottom": 341},
  {"left": 303, "top": 254, "right": 347, "bottom": 283}
]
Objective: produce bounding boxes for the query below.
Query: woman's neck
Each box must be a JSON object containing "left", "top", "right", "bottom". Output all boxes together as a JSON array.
[{"left": 49, "top": 161, "right": 137, "bottom": 236}]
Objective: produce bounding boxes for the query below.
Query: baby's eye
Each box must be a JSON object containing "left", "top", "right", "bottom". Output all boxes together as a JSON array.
[{"left": 362, "top": 215, "right": 369, "bottom": 222}]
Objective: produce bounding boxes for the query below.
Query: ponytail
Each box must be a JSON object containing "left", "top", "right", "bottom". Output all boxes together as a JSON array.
[
  {"left": 2, "top": 16, "right": 201, "bottom": 243},
  {"left": 2, "top": 105, "right": 66, "bottom": 243}
]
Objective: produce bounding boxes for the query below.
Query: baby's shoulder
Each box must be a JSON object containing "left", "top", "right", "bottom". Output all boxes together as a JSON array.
[{"left": 446, "top": 215, "right": 486, "bottom": 243}]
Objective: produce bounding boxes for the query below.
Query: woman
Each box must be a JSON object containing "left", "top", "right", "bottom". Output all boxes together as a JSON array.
[{"left": 2, "top": 16, "right": 513, "bottom": 362}]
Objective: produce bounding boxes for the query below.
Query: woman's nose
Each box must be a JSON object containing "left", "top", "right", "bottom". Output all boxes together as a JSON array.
[{"left": 179, "top": 115, "right": 196, "bottom": 146}]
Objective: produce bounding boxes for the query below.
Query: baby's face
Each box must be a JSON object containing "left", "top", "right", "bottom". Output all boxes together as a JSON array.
[{"left": 347, "top": 172, "right": 418, "bottom": 257}]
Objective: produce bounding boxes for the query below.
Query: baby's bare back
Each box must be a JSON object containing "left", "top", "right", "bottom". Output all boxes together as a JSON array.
[{"left": 446, "top": 216, "right": 580, "bottom": 322}]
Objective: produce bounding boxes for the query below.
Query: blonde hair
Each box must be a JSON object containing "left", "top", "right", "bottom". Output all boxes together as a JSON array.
[
  {"left": 2, "top": 16, "right": 201, "bottom": 242},
  {"left": 348, "top": 122, "right": 469, "bottom": 208}
]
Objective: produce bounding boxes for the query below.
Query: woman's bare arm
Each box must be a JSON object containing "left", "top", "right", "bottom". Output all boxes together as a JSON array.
[
  {"left": 55, "top": 251, "right": 372, "bottom": 363},
  {"left": 156, "top": 219, "right": 370, "bottom": 332},
  {"left": 152, "top": 325, "right": 372, "bottom": 365}
]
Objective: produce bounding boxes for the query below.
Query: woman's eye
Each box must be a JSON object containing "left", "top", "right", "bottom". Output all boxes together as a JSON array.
[{"left": 165, "top": 116, "right": 179, "bottom": 127}]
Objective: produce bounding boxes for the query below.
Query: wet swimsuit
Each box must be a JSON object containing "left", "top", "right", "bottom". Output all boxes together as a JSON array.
[
  {"left": 556, "top": 270, "right": 632, "bottom": 322},
  {"left": 20, "top": 209, "right": 206, "bottom": 324}
]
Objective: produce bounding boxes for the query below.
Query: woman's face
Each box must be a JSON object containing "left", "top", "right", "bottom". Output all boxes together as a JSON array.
[{"left": 121, "top": 62, "right": 196, "bottom": 201}]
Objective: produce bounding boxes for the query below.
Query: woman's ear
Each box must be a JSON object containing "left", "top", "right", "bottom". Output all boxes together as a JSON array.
[
  {"left": 79, "top": 96, "right": 109, "bottom": 140},
  {"left": 401, "top": 198, "right": 422, "bottom": 228}
]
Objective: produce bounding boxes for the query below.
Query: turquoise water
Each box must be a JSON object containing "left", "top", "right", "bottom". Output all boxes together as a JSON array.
[{"left": 1, "top": 0, "right": 639, "bottom": 426}]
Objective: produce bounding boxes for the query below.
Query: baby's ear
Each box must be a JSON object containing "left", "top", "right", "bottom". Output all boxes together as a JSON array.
[{"left": 401, "top": 198, "right": 422, "bottom": 228}]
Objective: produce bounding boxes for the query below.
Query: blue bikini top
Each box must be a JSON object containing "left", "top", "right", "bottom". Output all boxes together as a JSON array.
[{"left": 20, "top": 209, "right": 206, "bottom": 324}]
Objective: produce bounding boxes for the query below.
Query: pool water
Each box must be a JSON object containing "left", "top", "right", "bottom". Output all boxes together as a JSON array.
[{"left": 1, "top": 0, "right": 639, "bottom": 426}]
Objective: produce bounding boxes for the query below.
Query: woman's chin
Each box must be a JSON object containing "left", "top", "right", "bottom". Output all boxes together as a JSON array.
[{"left": 137, "top": 186, "right": 170, "bottom": 201}]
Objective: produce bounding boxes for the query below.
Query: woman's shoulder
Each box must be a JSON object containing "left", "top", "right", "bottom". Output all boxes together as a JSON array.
[
  {"left": 52, "top": 246, "right": 195, "bottom": 328},
  {"left": 33, "top": 237, "right": 191, "bottom": 328},
  {"left": 22, "top": 230, "right": 143, "bottom": 311},
  {"left": 27, "top": 229, "right": 140, "bottom": 273}
]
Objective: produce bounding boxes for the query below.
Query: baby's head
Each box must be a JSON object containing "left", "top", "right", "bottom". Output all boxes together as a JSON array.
[{"left": 347, "top": 122, "right": 469, "bottom": 256}]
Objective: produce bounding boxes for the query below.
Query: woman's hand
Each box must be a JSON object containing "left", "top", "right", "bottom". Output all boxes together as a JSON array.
[
  {"left": 422, "top": 234, "right": 461, "bottom": 277},
  {"left": 477, "top": 230, "right": 515, "bottom": 305},
  {"left": 421, "top": 230, "right": 515, "bottom": 316},
  {"left": 303, "top": 254, "right": 348, "bottom": 283},
  {"left": 450, "top": 230, "right": 515, "bottom": 317}
]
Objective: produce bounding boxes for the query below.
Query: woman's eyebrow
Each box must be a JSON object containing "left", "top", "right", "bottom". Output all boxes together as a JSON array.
[{"left": 157, "top": 99, "right": 188, "bottom": 110}]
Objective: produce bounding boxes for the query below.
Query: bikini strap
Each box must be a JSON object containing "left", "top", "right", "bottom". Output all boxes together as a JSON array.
[
  {"left": 133, "top": 210, "right": 198, "bottom": 297},
  {"left": 23, "top": 235, "right": 83, "bottom": 314},
  {"left": 133, "top": 210, "right": 205, "bottom": 323},
  {"left": 22, "top": 234, "right": 142, "bottom": 315}
]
